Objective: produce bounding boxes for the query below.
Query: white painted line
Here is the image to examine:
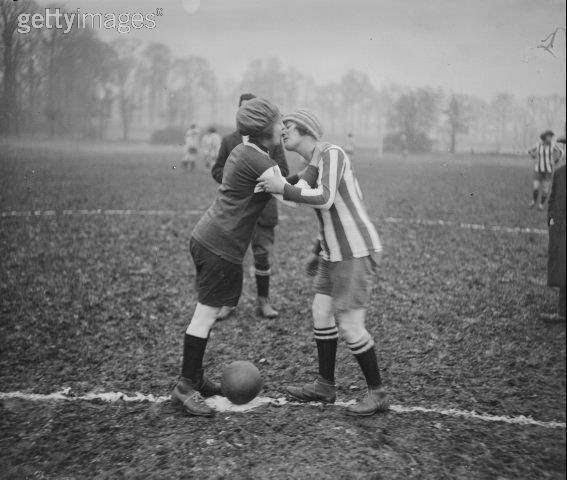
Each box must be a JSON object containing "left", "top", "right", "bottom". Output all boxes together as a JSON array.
[
  {"left": 0, "top": 389, "right": 564, "bottom": 429},
  {"left": 383, "top": 217, "right": 548, "bottom": 235},
  {"left": 0, "top": 210, "right": 547, "bottom": 235}
]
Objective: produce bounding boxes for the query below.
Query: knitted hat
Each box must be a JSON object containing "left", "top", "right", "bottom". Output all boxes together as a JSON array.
[
  {"left": 282, "top": 109, "right": 323, "bottom": 140},
  {"left": 540, "top": 130, "right": 554, "bottom": 140},
  {"left": 236, "top": 98, "right": 280, "bottom": 136}
]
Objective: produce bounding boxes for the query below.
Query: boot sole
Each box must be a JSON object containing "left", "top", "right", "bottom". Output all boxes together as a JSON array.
[
  {"left": 171, "top": 393, "right": 215, "bottom": 417},
  {"left": 255, "top": 307, "right": 279, "bottom": 319}
]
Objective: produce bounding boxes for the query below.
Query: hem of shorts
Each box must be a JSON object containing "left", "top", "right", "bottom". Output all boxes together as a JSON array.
[
  {"left": 199, "top": 297, "right": 240, "bottom": 308},
  {"left": 191, "top": 235, "right": 243, "bottom": 266}
]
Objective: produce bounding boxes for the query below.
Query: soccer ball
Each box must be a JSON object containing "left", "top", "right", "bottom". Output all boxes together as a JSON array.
[{"left": 221, "top": 361, "right": 263, "bottom": 405}]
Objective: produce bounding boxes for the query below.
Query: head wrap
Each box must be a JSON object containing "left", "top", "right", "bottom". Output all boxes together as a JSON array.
[
  {"left": 236, "top": 98, "right": 280, "bottom": 136},
  {"left": 239, "top": 93, "right": 256, "bottom": 106},
  {"left": 282, "top": 109, "right": 323, "bottom": 140}
]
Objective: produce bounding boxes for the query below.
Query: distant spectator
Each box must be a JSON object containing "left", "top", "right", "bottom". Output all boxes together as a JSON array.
[
  {"left": 201, "top": 127, "right": 222, "bottom": 169},
  {"left": 182, "top": 124, "right": 200, "bottom": 171},
  {"left": 528, "top": 130, "right": 563, "bottom": 210},
  {"left": 344, "top": 132, "right": 355, "bottom": 157},
  {"left": 541, "top": 138, "right": 565, "bottom": 321}
]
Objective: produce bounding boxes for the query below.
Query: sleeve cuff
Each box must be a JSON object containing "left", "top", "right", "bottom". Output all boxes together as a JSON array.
[{"left": 283, "top": 183, "right": 301, "bottom": 202}]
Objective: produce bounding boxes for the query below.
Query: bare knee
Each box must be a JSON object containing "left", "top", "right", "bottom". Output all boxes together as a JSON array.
[
  {"left": 312, "top": 295, "right": 334, "bottom": 329},
  {"left": 337, "top": 309, "right": 367, "bottom": 344},
  {"left": 186, "top": 303, "right": 219, "bottom": 337}
]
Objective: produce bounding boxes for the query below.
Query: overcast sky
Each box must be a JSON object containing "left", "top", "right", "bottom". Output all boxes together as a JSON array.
[{"left": 37, "top": 0, "right": 567, "bottom": 99}]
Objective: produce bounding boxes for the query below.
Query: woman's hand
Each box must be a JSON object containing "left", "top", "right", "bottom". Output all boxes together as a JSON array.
[
  {"left": 257, "top": 174, "right": 285, "bottom": 194},
  {"left": 305, "top": 253, "right": 320, "bottom": 276}
]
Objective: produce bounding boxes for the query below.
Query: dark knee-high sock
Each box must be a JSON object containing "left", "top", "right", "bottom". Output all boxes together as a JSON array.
[
  {"left": 314, "top": 326, "right": 338, "bottom": 383},
  {"left": 181, "top": 334, "right": 208, "bottom": 383},
  {"left": 255, "top": 271, "right": 270, "bottom": 298},
  {"left": 533, "top": 189, "right": 539, "bottom": 202},
  {"left": 348, "top": 333, "right": 382, "bottom": 389}
]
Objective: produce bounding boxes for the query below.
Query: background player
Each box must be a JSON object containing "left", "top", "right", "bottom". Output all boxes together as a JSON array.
[
  {"left": 201, "top": 126, "right": 222, "bottom": 170},
  {"left": 528, "top": 130, "right": 563, "bottom": 210},
  {"left": 211, "top": 93, "right": 289, "bottom": 319},
  {"left": 183, "top": 124, "right": 201, "bottom": 171}
]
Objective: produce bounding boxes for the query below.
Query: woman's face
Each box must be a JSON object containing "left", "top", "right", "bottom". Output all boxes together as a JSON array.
[{"left": 282, "top": 121, "right": 301, "bottom": 152}]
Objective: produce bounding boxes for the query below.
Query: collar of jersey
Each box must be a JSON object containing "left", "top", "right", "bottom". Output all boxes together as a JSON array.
[{"left": 243, "top": 140, "right": 269, "bottom": 156}]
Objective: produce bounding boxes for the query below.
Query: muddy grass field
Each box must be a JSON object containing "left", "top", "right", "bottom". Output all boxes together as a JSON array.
[{"left": 0, "top": 141, "right": 565, "bottom": 479}]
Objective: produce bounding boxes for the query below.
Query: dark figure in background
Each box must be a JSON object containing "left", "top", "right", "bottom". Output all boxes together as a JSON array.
[
  {"left": 344, "top": 132, "right": 355, "bottom": 158},
  {"left": 542, "top": 140, "right": 566, "bottom": 321},
  {"left": 528, "top": 130, "right": 562, "bottom": 210},
  {"left": 211, "top": 93, "right": 289, "bottom": 319}
]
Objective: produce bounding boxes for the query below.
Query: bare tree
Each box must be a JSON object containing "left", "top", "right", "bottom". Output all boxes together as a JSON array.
[
  {"left": 388, "top": 87, "right": 442, "bottom": 151},
  {"left": 445, "top": 94, "right": 471, "bottom": 153},
  {"left": 0, "top": 0, "right": 35, "bottom": 135},
  {"left": 110, "top": 39, "right": 142, "bottom": 141},
  {"left": 166, "top": 55, "right": 217, "bottom": 128},
  {"left": 140, "top": 42, "right": 172, "bottom": 128},
  {"left": 490, "top": 93, "right": 514, "bottom": 153},
  {"left": 340, "top": 70, "right": 377, "bottom": 134}
]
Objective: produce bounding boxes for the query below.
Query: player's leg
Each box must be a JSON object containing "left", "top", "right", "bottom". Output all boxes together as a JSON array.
[
  {"left": 181, "top": 151, "right": 190, "bottom": 170},
  {"left": 332, "top": 256, "right": 389, "bottom": 416},
  {"left": 286, "top": 294, "right": 337, "bottom": 402},
  {"left": 285, "top": 261, "right": 337, "bottom": 403},
  {"left": 336, "top": 308, "right": 388, "bottom": 415},
  {"left": 530, "top": 177, "right": 540, "bottom": 208},
  {"left": 252, "top": 224, "right": 278, "bottom": 318},
  {"left": 173, "top": 238, "right": 243, "bottom": 416},
  {"left": 539, "top": 176, "right": 552, "bottom": 209}
]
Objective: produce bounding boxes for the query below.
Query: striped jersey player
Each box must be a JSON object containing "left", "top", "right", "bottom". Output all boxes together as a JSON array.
[
  {"left": 284, "top": 142, "right": 382, "bottom": 262},
  {"left": 528, "top": 130, "right": 563, "bottom": 210},
  {"left": 257, "top": 109, "right": 389, "bottom": 417}
]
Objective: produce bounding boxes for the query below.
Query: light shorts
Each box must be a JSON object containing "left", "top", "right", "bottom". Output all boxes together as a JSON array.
[{"left": 313, "top": 255, "right": 377, "bottom": 312}]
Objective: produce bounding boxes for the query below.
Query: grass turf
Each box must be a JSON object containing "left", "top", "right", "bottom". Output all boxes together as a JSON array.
[{"left": 0, "top": 141, "right": 565, "bottom": 479}]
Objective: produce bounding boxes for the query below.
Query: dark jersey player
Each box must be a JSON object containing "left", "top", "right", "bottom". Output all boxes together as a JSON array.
[
  {"left": 211, "top": 93, "right": 289, "bottom": 320},
  {"left": 172, "top": 98, "right": 288, "bottom": 417}
]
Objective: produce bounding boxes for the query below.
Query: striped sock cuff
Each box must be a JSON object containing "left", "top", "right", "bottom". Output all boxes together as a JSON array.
[
  {"left": 348, "top": 332, "right": 375, "bottom": 355},
  {"left": 314, "top": 326, "right": 339, "bottom": 340},
  {"left": 254, "top": 267, "right": 272, "bottom": 277}
]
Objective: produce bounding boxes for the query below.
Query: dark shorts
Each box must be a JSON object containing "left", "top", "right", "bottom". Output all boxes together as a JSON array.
[
  {"left": 190, "top": 238, "right": 243, "bottom": 308},
  {"left": 313, "top": 255, "right": 377, "bottom": 312},
  {"left": 533, "top": 171, "right": 553, "bottom": 182}
]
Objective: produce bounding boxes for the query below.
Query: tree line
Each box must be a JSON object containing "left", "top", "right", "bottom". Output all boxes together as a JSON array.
[{"left": 1, "top": 1, "right": 565, "bottom": 153}]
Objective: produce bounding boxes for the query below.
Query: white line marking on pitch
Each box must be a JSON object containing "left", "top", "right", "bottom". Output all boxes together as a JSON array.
[
  {"left": 0, "top": 389, "right": 564, "bottom": 429},
  {"left": 0, "top": 210, "right": 547, "bottom": 235}
]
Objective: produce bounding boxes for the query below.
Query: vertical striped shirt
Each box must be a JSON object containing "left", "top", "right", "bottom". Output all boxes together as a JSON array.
[
  {"left": 529, "top": 142, "right": 562, "bottom": 173},
  {"left": 283, "top": 143, "right": 382, "bottom": 262}
]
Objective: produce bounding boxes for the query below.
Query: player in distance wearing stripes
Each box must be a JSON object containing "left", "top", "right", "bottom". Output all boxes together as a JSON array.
[
  {"left": 528, "top": 130, "right": 563, "bottom": 210},
  {"left": 257, "top": 109, "right": 389, "bottom": 416}
]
